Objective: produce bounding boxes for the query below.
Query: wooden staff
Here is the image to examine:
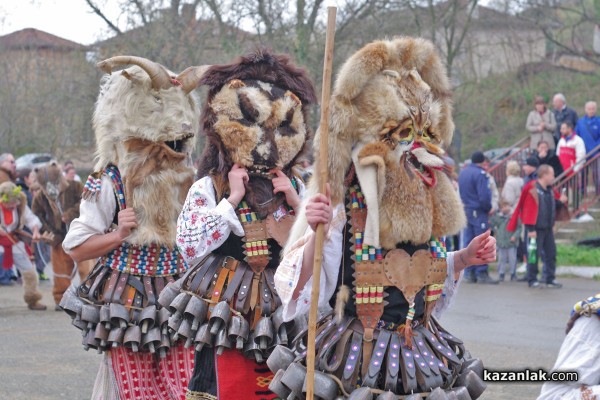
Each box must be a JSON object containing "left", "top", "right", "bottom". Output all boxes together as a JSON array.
[{"left": 306, "top": 5, "right": 337, "bottom": 400}]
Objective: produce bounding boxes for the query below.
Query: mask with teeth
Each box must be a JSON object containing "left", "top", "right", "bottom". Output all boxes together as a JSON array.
[{"left": 197, "top": 49, "right": 317, "bottom": 216}]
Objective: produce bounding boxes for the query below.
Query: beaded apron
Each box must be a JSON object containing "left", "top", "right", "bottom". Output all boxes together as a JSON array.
[
  {"left": 265, "top": 184, "right": 483, "bottom": 398},
  {"left": 160, "top": 184, "right": 298, "bottom": 363},
  {"left": 60, "top": 165, "right": 188, "bottom": 356}
]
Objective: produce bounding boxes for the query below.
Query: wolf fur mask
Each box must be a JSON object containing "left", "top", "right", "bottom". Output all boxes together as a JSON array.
[
  {"left": 287, "top": 37, "right": 466, "bottom": 251},
  {"left": 197, "top": 48, "right": 317, "bottom": 216},
  {"left": 92, "top": 56, "right": 206, "bottom": 246}
]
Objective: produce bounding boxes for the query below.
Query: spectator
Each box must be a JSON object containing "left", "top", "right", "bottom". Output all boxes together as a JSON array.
[
  {"left": 534, "top": 140, "right": 564, "bottom": 177},
  {"left": 557, "top": 121, "right": 586, "bottom": 175},
  {"left": 62, "top": 161, "right": 81, "bottom": 182},
  {"left": 526, "top": 95, "right": 557, "bottom": 150},
  {"left": 553, "top": 93, "right": 578, "bottom": 145},
  {"left": 537, "top": 294, "right": 600, "bottom": 399},
  {"left": 483, "top": 156, "right": 499, "bottom": 214},
  {"left": 491, "top": 200, "right": 521, "bottom": 281},
  {"left": 458, "top": 151, "right": 498, "bottom": 284},
  {"left": 29, "top": 182, "right": 51, "bottom": 281},
  {"left": 0, "top": 153, "right": 16, "bottom": 183},
  {"left": 575, "top": 101, "right": 600, "bottom": 155},
  {"left": 0, "top": 181, "right": 47, "bottom": 310},
  {"left": 508, "top": 165, "right": 568, "bottom": 288},
  {"left": 523, "top": 156, "right": 540, "bottom": 185},
  {"left": 501, "top": 160, "right": 524, "bottom": 212},
  {"left": 15, "top": 168, "right": 34, "bottom": 206},
  {"left": 32, "top": 163, "right": 91, "bottom": 310}
]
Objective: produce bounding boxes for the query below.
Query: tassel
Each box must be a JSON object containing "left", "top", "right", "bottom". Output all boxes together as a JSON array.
[
  {"left": 335, "top": 285, "right": 350, "bottom": 324},
  {"left": 403, "top": 304, "right": 416, "bottom": 349}
]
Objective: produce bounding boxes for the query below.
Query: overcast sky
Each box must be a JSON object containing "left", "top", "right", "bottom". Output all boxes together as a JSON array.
[{"left": 0, "top": 0, "right": 121, "bottom": 45}]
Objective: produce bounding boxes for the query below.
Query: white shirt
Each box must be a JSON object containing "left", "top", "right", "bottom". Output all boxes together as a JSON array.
[{"left": 538, "top": 315, "right": 600, "bottom": 399}]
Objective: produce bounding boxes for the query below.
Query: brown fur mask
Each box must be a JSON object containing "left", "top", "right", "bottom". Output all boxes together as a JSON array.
[
  {"left": 287, "top": 37, "right": 465, "bottom": 251},
  {"left": 34, "top": 162, "right": 69, "bottom": 201},
  {"left": 197, "top": 48, "right": 317, "bottom": 216}
]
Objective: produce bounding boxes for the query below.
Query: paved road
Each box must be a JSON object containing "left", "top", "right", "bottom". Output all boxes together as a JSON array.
[{"left": 0, "top": 276, "right": 597, "bottom": 399}]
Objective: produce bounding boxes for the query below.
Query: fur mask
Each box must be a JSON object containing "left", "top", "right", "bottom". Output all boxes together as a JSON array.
[
  {"left": 287, "top": 37, "right": 465, "bottom": 251},
  {"left": 34, "top": 162, "right": 68, "bottom": 201},
  {"left": 197, "top": 48, "right": 317, "bottom": 216}
]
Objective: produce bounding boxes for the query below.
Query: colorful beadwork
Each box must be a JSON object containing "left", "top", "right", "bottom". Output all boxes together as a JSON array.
[
  {"left": 571, "top": 293, "right": 600, "bottom": 317},
  {"left": 425, "top": 284, "right": 444, "bottom": 302},
  {"left": 101, "top": 242, "right": 187, "bottom": 276},
  {"left": 429, "top": 237, "right": 447, "bottom": 259},
  {"left": 350, "top": 185, "right": 382, "bottom": 262}
]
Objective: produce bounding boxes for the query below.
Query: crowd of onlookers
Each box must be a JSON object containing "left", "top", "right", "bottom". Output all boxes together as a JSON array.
[
  {"left": 0, "top": 153, "right": 85, "bottom": 310},
  {"left": 455, "top": 92, "right": 600, "bottom": 288}
]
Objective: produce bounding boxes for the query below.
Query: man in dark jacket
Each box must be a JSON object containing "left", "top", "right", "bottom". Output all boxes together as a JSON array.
[
  {"left": 458, "top": 151, "right": 498, "bottom": 284},
  {"left": 508, "top": 165, "right": 568, "bottom": 288},
  {"left": 534, "top": 140, "right": 564, "bottom": 177},
  {"left": 553, "top": 93, "right": 578, "bottom": 145}
]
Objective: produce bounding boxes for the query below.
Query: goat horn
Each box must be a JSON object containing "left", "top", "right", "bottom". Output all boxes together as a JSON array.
[
  {"left": 97, "top": 56, "right": 171, "bottom": 90},
  {"left": 176, "top": 65, "right": 210, "bottom": 94}
]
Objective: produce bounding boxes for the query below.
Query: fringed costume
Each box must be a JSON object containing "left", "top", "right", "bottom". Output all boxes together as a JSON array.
[
  {"left": 60, "top": 56, "right": 207, "bottom": 399},
  {"left": 158, "top": 49, "right": 317, "bottom": 399},
  {"left": 269, "top": 37, "right": 487, "bottom": 399}
]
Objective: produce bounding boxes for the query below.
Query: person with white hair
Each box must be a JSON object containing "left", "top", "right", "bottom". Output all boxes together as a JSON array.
[
  {"left": 553, "top": 93, "right": 578, "bottom": 145},
  {"left": 575, "top": 101, "right": 600, "bottom": 155}
]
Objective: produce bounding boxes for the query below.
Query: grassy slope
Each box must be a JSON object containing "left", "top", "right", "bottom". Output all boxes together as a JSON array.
[{"left": 452, "top": 64, "right": 600, "bottom": 160}]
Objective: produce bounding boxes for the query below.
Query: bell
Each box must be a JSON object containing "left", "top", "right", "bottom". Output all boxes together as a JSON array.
[
  {"left": 108, "top": 327, "right": 125, "bottom": 348},
  {"left": 157, "top": 282, "right": 181, "bottom": 309},
  {"left": 209, "top": 301, "right": 231, "bottom": 336},
  {"left": 81, "top": 304, "right": 100, "bottom": 331},
  {"left": 174, "top": 318, "right": 193, "bottom": 344},
  {"left": 156, "top": 307, "right": 171, "bottom": 335},
  {"left": 139, "top": 305, "right": 157, "bottom": 334},
  {"left": 168, "top": 312, "right": 184, "bottom": 336},
  {"left": 59, "top": 287, "right": 83, "bottom": 319},
  {"left": 427, "top": 387, "right": 449, "bottom": 400},
  {"left": 268, "top": 369, "right": 291, "bottom": 399},
  {"left": 215, "top": 327, "right": 232, "bottom": 356},
  {"left": 109, "top": 303, "right": 130, "bottom": 330},
  {"left": 254, "top": 316, "right": 274, "bottom": 350},
  {"left": 184, "top": 296, "right": 208, "bottom": 332},
  {"left": 376, "top": 391, "right": 396, "bottom": 400},
  {"left": 72, "top": 315, "right": 88, "bottom": 332},
  {"left": 272, "top": 307, "right": 289, "bottom": 345},
  {"left": 83, "top": 328, "right": 100, "bottom": 352},
  {"left": 281, "top": 363, "right": 307, "bottom": 400},
  {"left": 158, "top": 333, "right": 171, "bottom": 359},
  {"left": 94, "top": 322, "right": 110, "bottom": 351},
  {"left": 142, "top": 326, "right": 162, "bottom": 353},
  {"left": 266, "top": 345, "right": 296, "bottom": 374},
  {"left": 123, "top": 325, "right": 142, "bottom": 352},
  {"left": 228, "top": 315, "right": 250, "bottom": 350},
  {"left": 99, "top": 304, "right": 111, "bottom": 330},
  {"left": 302, "top": 370, "right": 339, "bottom": 400},
  {"left": 169, "top": 293, "right": 191, "bottom": 319},
  {"left": 244, "top": 332, "right": 264, "bottom": 363},
  {"left": 194, "top": 323, "right": 213, "bottom": 353}
]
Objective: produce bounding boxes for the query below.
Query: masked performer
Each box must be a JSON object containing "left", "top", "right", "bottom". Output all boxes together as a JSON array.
[
  {"left": 0, "top": 181, "right": 46, "bottom": 310},
  {"left": 32, "top": 162, "right": 93, "bottom": 310},
  {"left": 59, "top": 56, "right": 205, "bottom": 399},
  {"left": 270, "top": 38, "right": 496, "bottom": 399},
  {"left": 157, "top": 48, "right": 316, "bottom": 400}
]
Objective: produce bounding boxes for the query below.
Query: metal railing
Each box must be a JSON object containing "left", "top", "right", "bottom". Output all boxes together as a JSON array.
[
  {"left": 487, "top": 136, "right": 531, "bottom": 189},
  {"left": 554, "top": 142, "right": 600, "bottom": 219}
]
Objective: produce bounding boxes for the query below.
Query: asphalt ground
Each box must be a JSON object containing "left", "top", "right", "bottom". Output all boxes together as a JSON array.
[{"left": 0, "top": 275, "right": 597, "bottom": 399}]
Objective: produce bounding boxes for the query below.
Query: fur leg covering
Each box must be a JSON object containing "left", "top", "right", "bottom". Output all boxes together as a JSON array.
[{"left": 22, "top": 270, "right": 46, "bottom": 310}]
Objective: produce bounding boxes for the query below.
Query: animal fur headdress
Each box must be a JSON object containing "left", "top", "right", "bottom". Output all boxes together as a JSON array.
[
  {"left": 287, "top": 37, "right": 465, "bottom": 251},
  {"left": 197, "top": 48, "right": 317, "bottom": 215}
]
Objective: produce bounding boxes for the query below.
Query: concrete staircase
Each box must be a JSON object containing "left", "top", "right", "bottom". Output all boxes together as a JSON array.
[{"left": 555, "top": 203, "right": 600, "bottom": 245}]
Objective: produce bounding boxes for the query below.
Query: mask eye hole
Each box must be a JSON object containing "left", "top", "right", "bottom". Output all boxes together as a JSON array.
[
  {"left": 398, "top": 127, "right": 413, "bottom": 141},
  {"left": 238, "top": 93, "right": 259, "bottom": 122}
]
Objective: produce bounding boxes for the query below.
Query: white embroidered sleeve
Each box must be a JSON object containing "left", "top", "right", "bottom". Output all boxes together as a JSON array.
[
  {"left": 23, "top": 206, "right": 42, "bottom": 231},
  {"left": 176, "top": 176, "right": 244, "bottom": 265},
  {"left": 275, "top": 203, "right": 346, "bottom": 322},
  {"left": 63, "top": 175, "right": 116, "bottom": 252},
  {"left": 433, "top": 251, "right": 463, "bottom": 318}
]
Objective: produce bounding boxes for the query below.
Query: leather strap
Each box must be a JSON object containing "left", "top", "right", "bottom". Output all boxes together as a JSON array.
[
  {"left": 112, "top": 271, "right": 129, "bottom": 305},
  {"left": 258, "top": 273, "right": 272, "bottom": 316},
  {"left": 187, "top": 254, "right": 218, "bottom": 294},
  {"left": 210, "top": 265, "right": 230, "bottom": 303},
  {"left": 222, "top": 262, "right": 248, "bottom": 302},
  {"left": 342, "top": 331, "right": 363, "bottom": 394},
  {"left": 361, "top": 336, "right": 374, "bottom": 379},
  {"left": 262, "top": 268, "right": 281, "bottom": 308},
  {"left": 399, "top": 340, "right": 418, "bottom": 393},
  {"left": 102, "top": 270, "right": 120, "bottom": 303},
  {"left": 249, "top": 273, "right": 260, "bottom": 312},
  {"left": 154, "top": 276, "right": 166, "bottom": 297},
  {"left": 363, "top": 329, "right": 391, "bottom": 387},
  {"left": 413, "top": 331, "right": 444, "bottom": 390},
  {"left": 418, "top": 325, "right": 461, "bottom": 367},
  {"left": 196, "top": 256, "right": 222, "bottom": 296},
  {"left": 235, "top": 268, "right": 255, "bottom": 313},
  {"left": 142, "top": 276, "right": 155, "bottom": 306},
  {"left": 317, "top": 317, "right": 355, "bottom": 372},
  {"left": 88, "top": 267, "right": 111, "bottom": 303},
  {"left": 384, "top": 332, "right": 401, "bottom": 392}
]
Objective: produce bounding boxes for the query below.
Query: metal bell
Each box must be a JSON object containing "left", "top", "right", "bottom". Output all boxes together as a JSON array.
[
  {"left": 254, "top": 316, "right": 274, "bottom": 350},
  {"left": 169, "top": 293, "right": 191, "bottom": 319},
  {"left": 272, "top": 307, "right": 289, "bottom": 345},
  {"left": 142, "top": 326, "right": 162, "bottom": 353},
  {"left": 108, "top": 327, "right": 125, "bottom": 348},
  {"left": 72, "top": 315, "right": 88, "bottom": 332},
  {"left": 460, "top": 358, "right": 484, "bottom": 378},
  {"left": 281, "top": 362, "right": 307, "bottom": 400},
  {"left": 139, "top": 305, "right": 157, "bottom": 334},
  {"left": 109, "top": 303, "right": 130, "bottom": 329},
  {"left": 157, "top": 282, "right": 181, "bottom": 309},
  {"left": 99, "top": 304, "right": 111, "bottom": 330},
  {"left": 302, "top": 370, "right": 339, "bottom": 400},
  {"left": 215, "top": 327, "right": 232, "bottom": 356},
  {"left": 81, "top": 304, "right": 100, "bottom": 331},
  {"left": 427, "top": 387, "right": 449, "bottom": 400},
  {"left": 449, "top": 387, "right": 472, "bottom": 400},
  {"left": 194, "top": 323, "right": 213, "bottom": 352},
  {"left": 266, "top": 345, "right": 296, "bottom": 374},
  {"left": 157, "top": 307, "right": 171, "bottom": 335},
  {"left": 347, "top": 387, "right": 373, "bottom": 400},
  {"left": 228, "top": 315, "right": 250, "bottom": 350},
  {"left": 158, "top": 333, "right": 171, "bottom": 359},
  {"left": 462, "top": 370, "right": 486, "bottom": 400},
  {"left": 94, "top": 321, "right": 110, "bottom": 351},
  {"left": 59, "top": 287, "right": 82, "bottom": 319},
  {"left": 209, "top": 301, "right": 231, "bottom": 336},
  {"left": 83, "top": 328, "right": 100, "bottom": 352},
  {"left": 404, "top": 394, "right": 424, "bottom": 400},
  {"left": 244, "top": 332, "right": 264, "bottom": 363},
  {"left": 376, "top": 391, "right": 396, "bottom": 400},
  {"left": 168, "top": 312, "right": 184, "bottom": 335},
  {"left": 184, "top": 296, "right": 208, "bottom": 331},
  {"left": 123, "top": 325, "right": 142, "bottom": 352},
  {"left": 174, "top": 318, "right": 193, "bottom": 344},
  {"left": 268, "top": 369, "right": 291, "bottom": 399}
]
